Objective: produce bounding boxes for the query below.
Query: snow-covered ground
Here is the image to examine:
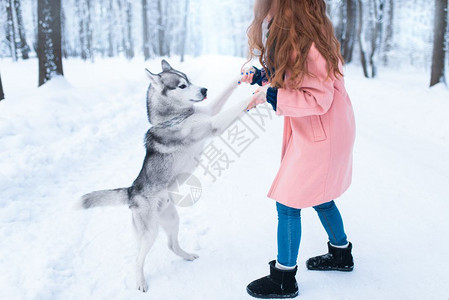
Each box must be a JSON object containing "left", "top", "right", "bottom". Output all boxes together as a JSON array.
[{"left": 0, "top": 56, "right": 448, "bottom": 300}]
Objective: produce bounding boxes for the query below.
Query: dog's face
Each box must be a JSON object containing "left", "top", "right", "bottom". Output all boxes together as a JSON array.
[{"left": 146, "top": 60, "right": 207, "bottom": 105}]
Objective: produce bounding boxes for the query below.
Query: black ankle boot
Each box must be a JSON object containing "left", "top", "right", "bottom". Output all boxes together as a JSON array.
[
  {"left": 306, "top": 242, "right": 354, "bottom": 271},
  {"left": 246, "top": 260, "right": 299, "bottom": 299}
]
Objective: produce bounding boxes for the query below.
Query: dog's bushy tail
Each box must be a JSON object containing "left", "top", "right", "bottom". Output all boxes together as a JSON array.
[{"left": 78, "top": 188, "right": 129, "bottom": 209}]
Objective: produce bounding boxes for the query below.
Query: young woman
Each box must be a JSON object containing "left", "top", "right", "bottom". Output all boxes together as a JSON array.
[{"left": 240, "top": 0, "right": 356, "bottom": 298}]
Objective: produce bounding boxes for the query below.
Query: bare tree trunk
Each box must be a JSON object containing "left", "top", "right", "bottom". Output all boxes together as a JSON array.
[
  {"left": 107, "top": 0, "right": 114, "bottom": 57},
  {"left": 358, "top": 0, "right": 369, "bottom": 77},
  {"left": 430, "top": 0, "right": 448, "bottom": 87},
  {"left": 14, "top": 0, "right": 30, "bottom": 59},
  {"left": 382, "top": 0, "right": 394, "bottom": 65},
  {"left": 61, "top": 6, "right": 69, "bottom": 58},
  {"left": 37, "top": 0, "right": 64, "bottom": 86},
  {"left": 31, "top": 0, "right": 38, "bottom": 53},
  {"left": 5, "top": 0, "right": 18, "bottom": 61},
  {"left": 342, "top": 0, "right": 357, "bottom": 63},
  {"left": 116, "top": 0, "right": 131, "bottom": 59},
  {"left": 78, "top": 0, "right": 93, "bottom": 60},
  {"left": 326, "top": 0, "right": 332, "bottom": 16},
  {"left": 190, "top": 0, "right": 201, "bottom": 57},
  {"left": 142, "top": 0, "right": 150, "bottom": 60},
  {"left": 86, "top": 0, "right": 93, "bottom": 61},
  {"left": 0, "top": 73, "right": 4, "bottom": 101},
  {"left": 180, "top": 0, "right": 189, "bottom": 62},
  {"left": 369, "top": 0, "right": 384, "bottom": 78},
  {"left": 125, "top": 0, "right": 134, "bottom": 59},
  {"left": 335, "top": 1, "right": 345, "bottom": 45},
  {"left": 78, "top": 0, "right": 86, "bottom": 59},
  {"left": 157, "top": 0, "right": 166, "bottom": 56},
  {"left": 163, "top": 0, "right": 170, "bottom": 57}
]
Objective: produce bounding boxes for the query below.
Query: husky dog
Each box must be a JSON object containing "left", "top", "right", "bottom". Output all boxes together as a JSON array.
[{"left": 79, "top": 60, "right": 250, "bottom": 292}]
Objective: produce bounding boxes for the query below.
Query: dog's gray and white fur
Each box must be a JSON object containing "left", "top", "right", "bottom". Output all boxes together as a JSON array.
[{"left": 79, "top": 60, "right": 250, "bottom": 292}]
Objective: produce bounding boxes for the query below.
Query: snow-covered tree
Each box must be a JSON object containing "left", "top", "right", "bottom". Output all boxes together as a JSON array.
[
  {"left": 334, "top": 0, "right": 357, "bottom": 63},
  {"left": 0, "top": 72, "right": 4, "bottom": 100},
  {"left": 382, "top": 0, "right": 394, "bottom": 65},
  {"left": 14, "top": 0, "right": 30, "bottom": 59},
  {"left": 357, "top": 0, "right": 369, "bottom": 77},
  {"left": 430, "top": 0, "right": 448, "bottom": 87},
  {"left": 37, "top": 0, "right": 64, "bottom": 86},
  {"left": 142, "top": 0, "right": 150, "bottom": 60},
  {"left": 368, "top": 0, "right": 384, "bottom": 78},
  {"left": 180, "top": 0, "right": 189, "bottom": 62},
  {"left": 77, "top": 0, "right": 93, "bottom": 60},
  {"left": 355, "top": 0, "right": 384, "bottom": 78},
  {"left": 124, "top": 0, "right": 134, "bottom": 59},
  {"left": 2, "top": 0, "right": 30, "bottom": 60},
  {"left": 5, "top": 0, "right": 18, "bottom": 61}
]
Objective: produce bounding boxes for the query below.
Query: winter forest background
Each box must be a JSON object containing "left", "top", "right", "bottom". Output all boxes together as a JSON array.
[
  {"left": 1, "top": 1, "right": 449, "bottom": 299},
  {"left": 0, "top": 0, "right": 448, "bottom": 94}
]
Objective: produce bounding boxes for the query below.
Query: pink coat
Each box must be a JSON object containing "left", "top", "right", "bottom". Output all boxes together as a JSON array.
[{"left": 267, "top": 43, "right": 356, "bottom": 209}]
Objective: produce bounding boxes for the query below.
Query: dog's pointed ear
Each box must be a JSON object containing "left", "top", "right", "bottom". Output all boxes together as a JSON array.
[
  {"left": 161, "top": 59, "right": 172, "bottom": 72},
  {"left": 145, "top": 68, "right": 160, "bottom": 83}
]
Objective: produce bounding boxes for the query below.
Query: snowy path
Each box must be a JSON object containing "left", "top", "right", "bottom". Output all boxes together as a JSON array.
[{"left": 0, "top": 57, "right": 448, "bottom": 300}]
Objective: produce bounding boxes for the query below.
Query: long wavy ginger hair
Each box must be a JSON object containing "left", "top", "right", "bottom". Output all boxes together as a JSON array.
[{"left": 247, "top": 0, "right": 344, "bottom": 88}]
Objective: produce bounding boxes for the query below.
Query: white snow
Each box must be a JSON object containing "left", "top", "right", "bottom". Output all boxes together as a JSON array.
[{"left": 0, "top": 56, "right": 448, "bottom": 300}]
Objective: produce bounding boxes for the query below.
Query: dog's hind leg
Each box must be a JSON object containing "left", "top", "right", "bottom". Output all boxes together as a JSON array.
[
  {"left": 132, "top": 206, "right": 159, "bottom": 293},
  {"left": 159, "top": 202, "right": 199, "bottom": 261}
]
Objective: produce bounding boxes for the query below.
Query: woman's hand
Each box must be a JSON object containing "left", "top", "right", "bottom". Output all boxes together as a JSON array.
[
  {"left": 247, "top": 84, "right": 270, "bottom": 110},
  {"left": 239, "top": 67, "right": 256, "bottom": 85}
]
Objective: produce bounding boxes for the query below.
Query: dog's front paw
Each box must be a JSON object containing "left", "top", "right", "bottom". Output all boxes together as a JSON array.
[
  {"left": 136, "top": 279, "right": 148, "bottom": 293},
  {"left": 183, "top": 253, "right": 199, "bottom": 261}
]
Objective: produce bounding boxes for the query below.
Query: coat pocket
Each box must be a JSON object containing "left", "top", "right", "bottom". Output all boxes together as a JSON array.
[{"left": 310, "top": 115, "right": 327, "bottom": 142}]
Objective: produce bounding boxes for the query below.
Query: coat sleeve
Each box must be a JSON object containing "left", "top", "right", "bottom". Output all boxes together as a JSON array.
[
  {"left": 275, "top": 44, "right": 335, "bottom": 117},
  {"left": 250, "top": 66, "right": 267, "bottom": 86}
]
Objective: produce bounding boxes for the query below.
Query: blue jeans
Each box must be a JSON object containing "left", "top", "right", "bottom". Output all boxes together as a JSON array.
[{"left": 276, "top": 201, "right": 348, "bottom": 267}]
